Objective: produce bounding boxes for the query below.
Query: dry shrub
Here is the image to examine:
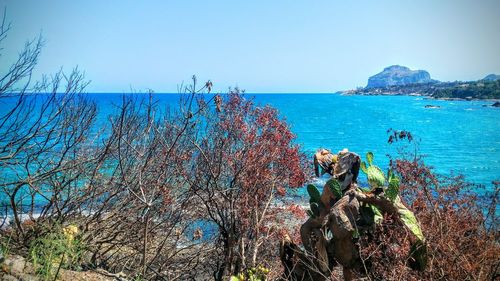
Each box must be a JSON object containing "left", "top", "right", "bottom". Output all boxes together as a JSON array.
[
  {"left": 358, "top": 214, "right": 418, "bottom": 280},
  {"left": 358, "top": 130, "right": 499, "bottom": 280},
  {"left": 188, "top": 91, "right": 309, "bottom": 279}
]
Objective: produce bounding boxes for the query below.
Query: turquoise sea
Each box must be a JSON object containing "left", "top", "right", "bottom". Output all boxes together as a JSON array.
[
  {"left": 90, "top": 93, "right": 499, "bottom": 193},
  {"left": 1, "top": 93, "right": 499, "bottom": 203}
]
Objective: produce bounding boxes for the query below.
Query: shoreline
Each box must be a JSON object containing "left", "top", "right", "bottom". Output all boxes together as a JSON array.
[{"left": 339, "top": 92, "right": 500, "bottom": 103}]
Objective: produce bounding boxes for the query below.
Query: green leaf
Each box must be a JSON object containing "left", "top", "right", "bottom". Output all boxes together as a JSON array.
[
  {"left": 326, "top": 178, "right": 342, "bottom": 199},
  {"left": 367, "top": 166, "right": 386, "bottom": 188},
  {"left": 360, "top": 161, "right": 368, "bottom": 174},
  {"left": 366, "top": 152, "right": 374, "bottom": 165},
  {"left": 370, "top": 204, "right": 383, "bottom": 224},
  {"left": 386, "top": 173, "right": 400, "bottom": 202},
  {"left": 307, "top": 184, "right": 321, "bottom": 203},
  {"left": 397, "top": 199, "right": 425, "bottom": 241}
]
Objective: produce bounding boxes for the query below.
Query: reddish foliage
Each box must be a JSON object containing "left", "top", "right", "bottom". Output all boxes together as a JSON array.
[
  {"left": 287, "top": 204, "right": 307, "bottom": 220},
  {"left": 358, "top": 214, "right": 418, "bottom": 280},
  {"left": 358, "top": 131, "right": 500, "bottom": 280},
  {"left": 190, "top": 91, "right": 308, "bottom": 278}
]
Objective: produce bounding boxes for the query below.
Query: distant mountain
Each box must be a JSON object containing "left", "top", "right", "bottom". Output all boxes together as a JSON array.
[
  {"left": 342, "top": 78, "right": 500, "bottom": 100},
  {"left": 366, "top": 65, "right": 435, "bottom": 88},
  {"left": 483, "top": 74, "right": 500, "bottom": 81},
  {"left": 341, "top": 65, "right": 500, "bottom": 100}
]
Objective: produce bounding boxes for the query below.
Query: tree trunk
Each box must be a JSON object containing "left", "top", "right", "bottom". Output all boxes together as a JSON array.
[
  {"left": 251, "top": 240, "right": 259, "bottom": 267},
  {"left": 142, "top": 210, "right": 150, "bottom": 277},
  {"left": 10, "top": 188, "right": 24, "bottom": 240}
]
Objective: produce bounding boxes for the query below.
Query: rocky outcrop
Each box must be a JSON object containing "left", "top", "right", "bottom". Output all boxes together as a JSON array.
[
  {"left": 280, "top": 150, "right": 426, "bottom": 281},
  {"left": 425, "top": 105, "right": 441, "bottom": 109},
  {"left": 0, "top": 255, "right": 118, "bottom": 281},
  {"left": 366, "top": 65, "right": 433, "bottom": 88},
  {"left": 482, "top": 74, "right": 500, "bottom": 81}
]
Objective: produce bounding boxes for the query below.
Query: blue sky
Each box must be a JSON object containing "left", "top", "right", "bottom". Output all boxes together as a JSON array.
[{"left": 2, "top": 0, "right": 500, "bottom": 93}]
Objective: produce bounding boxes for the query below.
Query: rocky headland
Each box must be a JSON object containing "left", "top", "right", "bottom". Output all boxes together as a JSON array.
[
  {"left": 366, "top": 65, "right": 435, "bottom": 88},
  {"left": 483, "top": 74, "right": 500, "bottom": 81},
  {"left": 341, "top": 66, "right": 500, "bottom": 101}
]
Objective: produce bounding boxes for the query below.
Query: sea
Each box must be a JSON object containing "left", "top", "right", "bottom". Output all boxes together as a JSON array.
[
  {"left": 1, "top": 93, "right": 499, "bottom": 204},
  {"left": 89, "top": 93, "right": 499, "bottom": 194},
  {"left": 1, "top": 93, "right": 499, "bottom": 230}
]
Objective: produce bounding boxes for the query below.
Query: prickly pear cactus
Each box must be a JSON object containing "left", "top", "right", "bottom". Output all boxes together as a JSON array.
[
  {"left": 361, "top": 152, "right": 402, "bottom": 201},
  {"left": 360, "top": 152, "right": 386, "bottom": 189},
  {"left": 326, "top": 178, "right": 342, "bottom": 199},
  {"left": 307, "top": 184, "right": 324, "bottom": 218},
  {"left": 307, "top": 184, "right": 321, "bottom": 203},
  {"left": 386, "top": 170, "right": 400, "bottom": 202}
]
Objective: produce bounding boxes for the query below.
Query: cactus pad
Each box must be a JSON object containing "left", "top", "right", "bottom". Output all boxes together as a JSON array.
[
  {"left": 361, "top": 152, "right": 386, "bottom": 189},
  {"left": 386, "top": 172, "right": 400, "bottom": 202},
  {"left": 307, "top": 184, "right": 321, "bottom": 203},
  {"left": 326, "top": 178, "right": 342, "bottom": 199}
]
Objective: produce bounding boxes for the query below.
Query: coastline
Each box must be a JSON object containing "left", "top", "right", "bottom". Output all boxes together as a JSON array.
[{"left": 339, "top": 91, "right": 500, "bottom": 103}]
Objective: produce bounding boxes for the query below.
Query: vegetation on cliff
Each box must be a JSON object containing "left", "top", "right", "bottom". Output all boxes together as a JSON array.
[
  {"left": 344, "top": 65, "right": 500, "bottom": 100},
  {"left": 344, "top": 79, "right": 500, "bottom": 100}
]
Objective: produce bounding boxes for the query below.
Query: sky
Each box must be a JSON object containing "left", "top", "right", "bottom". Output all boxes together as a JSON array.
[{"left": 1, "top": 0, "right": 500, "bottom": 93}]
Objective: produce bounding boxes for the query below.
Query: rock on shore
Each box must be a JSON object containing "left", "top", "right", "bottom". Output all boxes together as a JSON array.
[{"left": 0, "top": 255, "right": 117, "bottom": 281}]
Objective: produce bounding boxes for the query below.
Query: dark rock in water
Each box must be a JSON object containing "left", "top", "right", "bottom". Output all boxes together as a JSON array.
[
  {"left": 425, "top": 105, "right": 440, "bottom": 109},
  {"left": 483, "top": 74, "right": 500, "bottom": 81},
  {"left": 492, "top": 101, "right": 500, "bottom": 107},
  {"left": 366, "top": 65, "right": 434, "bottom": 88}
]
